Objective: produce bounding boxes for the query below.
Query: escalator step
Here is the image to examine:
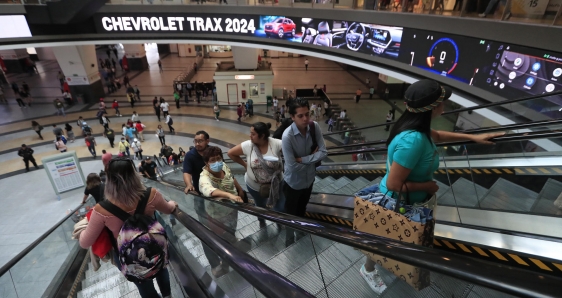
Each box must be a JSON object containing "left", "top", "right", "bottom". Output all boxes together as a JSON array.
[
  {"left": 480, "top": 178, "right": 538, "bottom": 212},
  {"left": 531, "top": 178, "right": 562, "bottom": 215},
  {"left": 437, "top": 178, "right": 485, "bottom": 207}
]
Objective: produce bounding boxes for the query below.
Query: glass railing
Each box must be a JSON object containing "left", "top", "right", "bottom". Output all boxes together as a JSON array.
[
  {"left": 324, "top": 91, "right": 562, "bottom": 155},
  {"left": 0, "top": 197, "right": 96, "bottom": 298},
  {"left": 146, "top": 179, "right": 561, "bottom": 297},
  {"left": 100, "top": 0, "right": 562, "bottom": 27},
  {"left": 314, "top": 130, "right": 562, "bottom": 219}
]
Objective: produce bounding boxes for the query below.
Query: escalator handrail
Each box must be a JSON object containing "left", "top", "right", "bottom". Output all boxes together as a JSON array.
[
  {"left": 456, "top": 118, "right": 562, "bottom": 134},
  {"left": 158, "top": 181, "right": 561, "bottom": 298},
  {"left": 0, "top": 198, "right": 93, "bottom": 277},
  {"left": 172, "top": 208, "right": 315, "bottom": 298},
  {"left": 326, "top": 118, "right": 562, "bottom": 150},
  {"left": 323, "top": 90, "right": 562, "bottom": 136},
  {"left": 327, "top": 130, "right": 562, "bottom": 156}
]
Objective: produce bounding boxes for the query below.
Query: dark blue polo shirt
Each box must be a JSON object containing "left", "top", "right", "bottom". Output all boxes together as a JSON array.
[{"left": 182, "top": 147, "right": 206, "bottom": 193}]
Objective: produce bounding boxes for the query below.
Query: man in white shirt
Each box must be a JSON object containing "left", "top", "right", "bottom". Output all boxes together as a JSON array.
[
  {"left": 160, "top": 100, "right": 170, "bottom": 117},
  {"left": 131, "top": 111, "right": 140, "bottom": 122},
  {"left": 385, "top": 110, "right": 393, "bottom": 131},
  {"left": 273, "top": 97, "right": 278, "bottom": 112},
  {"left": 304, "top": 59, "right": 309, "bottom": 71},
  {"left": 131, "top": 138, "right": 143, "bottom": 160},
  {"left": 339, "top": 109, "right": 346, "bottom": 119}
]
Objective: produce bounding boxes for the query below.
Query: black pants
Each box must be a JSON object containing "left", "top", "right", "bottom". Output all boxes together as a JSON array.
[
  {"left": 168, "top": 124, "right": 175, "bottom": 133},
  {"left": 155, "top": 109, "right": 161, "bottom": 121},
  {"left": 159, "top": 136, "right": 166, "bottom": 146},
  {"left": 130, "top": 101, "right": 135, "bottom": 108},
  {"left": 369, "top": 93, "right": 373, "bottom": 99},
  {"left": 356, "top": 95, "right": 361, "bottom": 103},
  {"left": 163, "top": 111, "right": 169, "bottom": 117},
  {"left": 135, "top": 151, "right": 143, "bottom": 159},
  {"left": 175, "top": 101, "right": 180, "bottom": 109},
  {"left": 305, "top": 65, "right": 308, "bottom": 70},
  {"left": 24, "top": 157, "right": 38, "bottom": 171},
  {"left": 283, "top": 182, "right": 314, "bottom": 241},
  {"left": 35, "top": 130, "right": 43, "bottom": 140},
  {"left": 283, "top": 182, "right": 314, "bottom": 217},
  {"left": 16, "top": 98, "right": 25, "bottom": 107},
  {"left": 108, "top": 138, "right": 115, "bottom": 148},
  {"left": 385, "top": 120, "right": 392, "bottom": 131}
]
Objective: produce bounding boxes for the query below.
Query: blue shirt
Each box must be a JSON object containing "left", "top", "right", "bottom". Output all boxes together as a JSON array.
[
  {"left": 183, "top": 147, "right": 206, "bottom": 193},
  {"left": 379, "top": 130, "right": 439, "bottom": 203},
  {"left": 126, "top": 127, "right": 135, "bottom": 138},
  {"left": 282, "top": 121, "right": 327, "bottom": 190}
]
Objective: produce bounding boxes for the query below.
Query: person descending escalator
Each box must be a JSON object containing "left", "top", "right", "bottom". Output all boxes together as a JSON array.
[
  {"left": 228, "top": 122, "right": 285, "bottom": 228},
  {"left": 354, "top": 80, "right": 503, "bottom": 294},
  {"left": 78, "top": 157, "right": 178, "bottom": 298}
]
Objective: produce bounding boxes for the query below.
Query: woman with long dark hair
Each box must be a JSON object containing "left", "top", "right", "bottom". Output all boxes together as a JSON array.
[
  {"left": 228, "top": 122, "right": 285, "bottom": 227},
  {"left": 82, "top": 173, "right": 103, "bottom": 203},
  {"left": 79, "top": 157, "right": 178, "bottom": 298},
  {"left": 359, "top": 80, "right": 503, "bottom": 293}
]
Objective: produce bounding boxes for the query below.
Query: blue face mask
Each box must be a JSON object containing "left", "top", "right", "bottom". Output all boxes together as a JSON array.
[{"left": 210, "top": 161, "right": 223, "bottom": 172}]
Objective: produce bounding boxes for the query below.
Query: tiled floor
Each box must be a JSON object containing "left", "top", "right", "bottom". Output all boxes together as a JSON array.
[{"left": 0, "top": 43, "right": 449, "bottom": 296}]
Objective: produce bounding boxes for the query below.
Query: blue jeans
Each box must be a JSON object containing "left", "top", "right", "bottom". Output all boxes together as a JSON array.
[
  {"left": 247, "top": 183, "right": 286, "bottom": 213},
  {"left": 113, "top": 252, "right": 171, "bottom": 298}
]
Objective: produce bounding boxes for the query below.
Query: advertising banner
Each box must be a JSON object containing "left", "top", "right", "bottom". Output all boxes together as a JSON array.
[{"left": 94, "top": 13, "right": 562, "bottom": 119}]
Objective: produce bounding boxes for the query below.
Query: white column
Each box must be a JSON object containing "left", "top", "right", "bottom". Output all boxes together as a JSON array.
[
  {"left": 52, "top": 45, "right": 101, "bottom": 86},
  {"left": 36, "top": 47, "right": 57, "bottom": 60},
  {"left": 52, "top": 45, "right": 104, "bottom": 103},
  {"left": 232, "top": 46, "right": 258, "bottom": 70}
]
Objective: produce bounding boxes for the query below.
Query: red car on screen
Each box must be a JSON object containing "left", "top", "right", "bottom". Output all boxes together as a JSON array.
[{"left": 264, "top": 18, "right": 296, "bottom": 39}]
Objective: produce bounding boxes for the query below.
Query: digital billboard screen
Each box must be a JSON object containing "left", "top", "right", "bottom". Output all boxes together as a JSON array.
[
  {"left": 94, "top": 13, "right": 562, "bottom": 117},
  {"left": 254, "top": 16, "right": 403, "bottom": 59}
]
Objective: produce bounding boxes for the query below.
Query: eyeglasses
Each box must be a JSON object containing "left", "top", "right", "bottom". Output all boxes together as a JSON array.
[{"left": 193, "top": 139, "right": 207, "bottom": 144}]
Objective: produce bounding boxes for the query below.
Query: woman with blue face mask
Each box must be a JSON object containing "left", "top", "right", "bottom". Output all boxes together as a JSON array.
[{"left": 198, "top": 146, "right": 245, "bottom": 278}]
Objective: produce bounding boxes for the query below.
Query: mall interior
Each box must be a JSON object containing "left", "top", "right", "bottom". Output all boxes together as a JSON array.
[{"left": 1, "top": 1, "right": 562, "bottom": 298}]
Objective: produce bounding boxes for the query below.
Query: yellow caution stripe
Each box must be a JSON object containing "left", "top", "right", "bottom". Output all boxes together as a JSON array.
[
  {"left": 316, "top": 167, "right": 562, "bottom": 176},
  {"left": 305, "top": 212, "right": 562, "bottom": 276}
]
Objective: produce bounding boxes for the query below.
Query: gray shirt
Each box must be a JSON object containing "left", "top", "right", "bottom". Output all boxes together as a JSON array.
[{"left": 281, "top": 121, "right": 327, "bottom": 190}]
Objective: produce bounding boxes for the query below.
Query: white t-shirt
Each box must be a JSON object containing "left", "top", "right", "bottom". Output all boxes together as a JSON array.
[
  {"left": 131, "top": 141, "right": 142, "bottom": 152},
  {"left": 132, "top": 114, "right": 140, "bottom": 122},
  {"left": 160, "top": 102, "right": 169, "bottom": 111},
  {"left": 340, "top": 111, "right": 346, "bottom": 118},
  {"left": 241, "top": 138, "right": 283, "bottom": 191},
  {"left": 273, "top": 99, "right": 278, "bottom": 107},
  {"left": 305, "top": 60, "right": 309, "bottom": 65}
]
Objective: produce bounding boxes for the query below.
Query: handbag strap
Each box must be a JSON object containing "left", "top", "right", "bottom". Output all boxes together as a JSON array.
[
  {"left": 384, "top": 155, "right": 411, "bottom": 211},
  {"left": 309, "top": 122, "right": 318, "bottom": 151},
  {"left": 98, "top": 187, "right": 152, "bottom": 221},
  {"left": 249, "top": 143, "right": 274, "bottom": 184}
]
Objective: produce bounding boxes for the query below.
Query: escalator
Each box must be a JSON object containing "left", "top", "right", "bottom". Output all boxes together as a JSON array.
[
  {"left": 157, "top": 116, "right": 562, "bottom": 278},
  {"left": 1, "top": 154, "right": 561, "bottom": 297}
]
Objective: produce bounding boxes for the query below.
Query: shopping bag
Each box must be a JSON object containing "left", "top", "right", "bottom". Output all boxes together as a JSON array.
[{"left": 353, "top": 196, "right": 435, "bottom": 290}]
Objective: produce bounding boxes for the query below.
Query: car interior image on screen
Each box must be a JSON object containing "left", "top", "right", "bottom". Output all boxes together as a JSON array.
[
  {"left": 255, "top": 16, "right": 402, "bottom": 59},
  {"left": 252, "top": 14, "right": 562, "bottom": 117}
]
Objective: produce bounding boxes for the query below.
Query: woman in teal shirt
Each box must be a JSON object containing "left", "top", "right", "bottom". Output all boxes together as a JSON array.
[{"left": 361, "top": 79, "right": 503, "bottom": 294}]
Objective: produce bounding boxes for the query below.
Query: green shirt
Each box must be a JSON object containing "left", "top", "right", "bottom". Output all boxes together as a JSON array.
[{"left": 379, "top": 130, "right": 438, "bottom": 203}]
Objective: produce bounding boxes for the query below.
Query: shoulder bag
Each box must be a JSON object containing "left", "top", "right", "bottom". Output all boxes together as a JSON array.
[{"left": 308, "top": 121, "right": 321, "bottom": 167}]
